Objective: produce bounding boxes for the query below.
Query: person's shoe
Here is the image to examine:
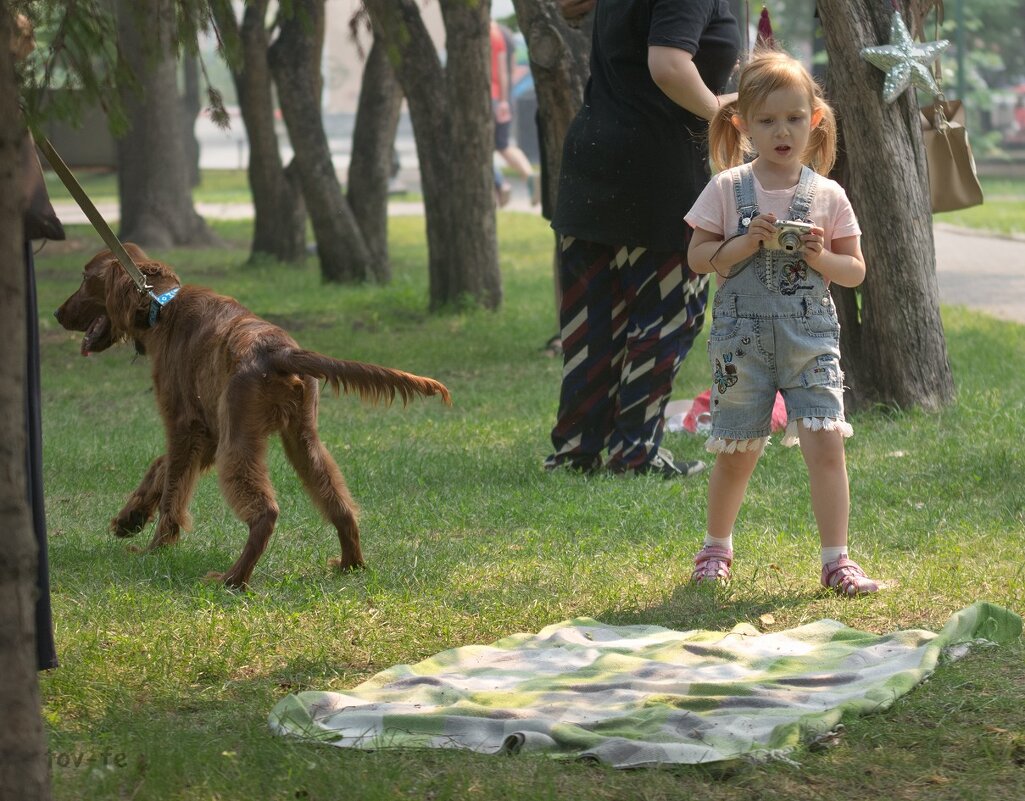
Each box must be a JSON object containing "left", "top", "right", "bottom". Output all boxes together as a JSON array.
[
  {"left": 691, "top": 545, "right": 733, "bottom": 585},
  {"left": 821, "top": 557, "right": 880, "bottom": 597},
  {"left": 496, "top": 183, "right": 512, "bottom": 208},
  {"left": 543, "top": 455, "right": 602, "bottom": 475},
  {"left": 618, "top": 447, "right": 705, "bottom": 479},
  {"left": 542, "top": 334, "right": 562, "bottom": 357},
  {"left": 527, "top": 174, "right": 540, "bottom": 206}
]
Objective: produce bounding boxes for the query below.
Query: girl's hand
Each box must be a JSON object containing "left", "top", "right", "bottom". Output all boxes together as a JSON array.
[
  {"left": 800, "top": 225, "right": 827, "bottom": 267},
  {"left": 745, "top": 213, "right": 778, "bottom": 251}
]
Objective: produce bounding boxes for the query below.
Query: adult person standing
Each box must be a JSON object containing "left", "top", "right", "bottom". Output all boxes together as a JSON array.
[{"left": 544, "top": 0, "right": 740, "bottom": 477}]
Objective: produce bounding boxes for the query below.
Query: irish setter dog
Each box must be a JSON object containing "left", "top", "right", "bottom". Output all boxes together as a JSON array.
[{"left": 55, "top": 244, "right": 450, "bottom": 588}]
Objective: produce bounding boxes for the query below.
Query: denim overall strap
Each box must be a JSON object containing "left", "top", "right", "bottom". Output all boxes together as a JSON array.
[
  {"left": 786, "top": 166, "right": 818, "bottom": 222},
  {"left": 732, "top": 163, "right": 760, "bottom": 234}
]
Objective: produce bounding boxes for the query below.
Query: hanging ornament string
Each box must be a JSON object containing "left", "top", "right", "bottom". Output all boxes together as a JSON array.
[{"left": 860, "top": 0, "right": 950, "bottom": 104}]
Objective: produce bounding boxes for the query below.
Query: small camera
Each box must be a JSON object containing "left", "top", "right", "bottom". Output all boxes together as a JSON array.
[{"left": 764, "top": 220, "right": 814, "bottom": 253}]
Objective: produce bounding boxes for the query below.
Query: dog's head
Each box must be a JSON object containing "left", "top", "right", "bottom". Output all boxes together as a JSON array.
[{"left": 54, "top": 243, "right": 180, "bottom": 356}]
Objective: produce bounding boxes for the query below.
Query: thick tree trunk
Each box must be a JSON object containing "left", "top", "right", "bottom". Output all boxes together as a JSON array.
[
  {"left": 182, "top": 54, "right": 201, "bottom": 188},
  {"left": 115, "top": 0, "right": 217, "bottom": 247},
  {"left": 818, "top": 0, "right": 954, "bottom": 411},
  {"left": 511, "top": 0, "right": 591, "bottom": 215},
  {"left": 0, "top": 9, "right": 49, "bottom": 799},
  {"left": 212, "top": 0, "right": 307, "bottom": 263},
  {"left": 269, "top": 0, "right": 373, "bottom": 283},
  {"left": 365, "top": 0, "right": 501, "bottom": 311},
  {"left": 347, "top": 39, "right": 402, "bottom": 284}
]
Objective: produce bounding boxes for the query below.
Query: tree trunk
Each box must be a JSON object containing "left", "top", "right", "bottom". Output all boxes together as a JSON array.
[
  {"left": 818, "top": 0, "right": 954, "bottom": 411},
  {"left": 0, "top": 9, "right": 50, "bottom": 799},
  {"left": 510, "top": 0, "right": 591, "bottom": 215},
  {"left": 115, "top": 0, "right": 217, "bottom": 247},
  {"left": 347, "top": 39, "right": 402, "bottom": 284},
  {"left": 211, "top": 0, "right": 307, "bottom": 263},
  {"left": 365, "top": 0, "right": 501, "bottom": 311},
  {"left": 182, "top": 54, "right": 201, "bottom": 188},
  {"left": 269, "top": 0, "right": 373, "bottom": 283}
]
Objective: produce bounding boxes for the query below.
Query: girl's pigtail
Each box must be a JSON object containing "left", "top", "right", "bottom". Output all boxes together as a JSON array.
[
  {"left": 807, "top": 98, "right": 838, "bottom": 176},
  {"left": 709, "top": 101, "right": 747, "bottom": 174}
]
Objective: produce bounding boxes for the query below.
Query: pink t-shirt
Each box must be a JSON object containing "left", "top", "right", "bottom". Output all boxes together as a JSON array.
[{"left": 685, "top": 166, "right": 861, "bottom": 246}]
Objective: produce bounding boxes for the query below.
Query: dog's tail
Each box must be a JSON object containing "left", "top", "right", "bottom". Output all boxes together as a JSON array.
[{"left": 270, "top": 349, "right": 451, "bottom": 406}]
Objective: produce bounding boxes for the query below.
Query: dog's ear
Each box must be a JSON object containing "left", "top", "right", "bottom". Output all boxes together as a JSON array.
[{"left": 102, "top": 257, "right": 148, "bottom": 335}]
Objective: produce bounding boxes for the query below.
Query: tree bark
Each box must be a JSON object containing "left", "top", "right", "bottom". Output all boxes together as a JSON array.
[
  {"left": 510, "top": 0, "right": 591, "bottom": 215},
  {"left": 0, "top": 8, "right": 50, "bottom": 799},
  {"left": 115, "top": 0, "right": 217, "bottom": 247},
  {"left": 212, "top": 0, "right": 307, "bottom": 263},
  {"left": 818, "top": 0, "right": 955, "bottom": 411},
  {"left": 365, "top": 0, "right": 501, "bottom": 311},
  {"left": 182, "top": 54, "right": 201, "bottom": 188},
  {"left": 269, "top": 0, "right": 373, "bottom": 283},
  {"left": 347, "top": 39, "right": 402, "bottom": 284}
]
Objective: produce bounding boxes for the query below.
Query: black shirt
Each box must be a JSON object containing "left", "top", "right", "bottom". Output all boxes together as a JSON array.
[{"left": 552, "top": 0, "right": 740, "bottom": 252}]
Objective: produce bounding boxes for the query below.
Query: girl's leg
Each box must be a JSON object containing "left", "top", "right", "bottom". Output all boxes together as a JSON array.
[
  {"left": 798, "top": 426, "right": 879, "bottom": 595},
  {"left": 692, "top": 447, "right": 760, "bottom": 583},
  {"left": 707, "top": 448, "right": 761, "bottom": 539},
  {"left": 797, "top": 427, "right": 849, "bottom": 548}
]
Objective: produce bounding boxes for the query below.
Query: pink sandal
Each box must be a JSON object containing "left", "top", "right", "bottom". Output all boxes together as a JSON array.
[
  {"left": 691, "top": 545, "right": 733, "bottom": 584},
  {"left": 821, "top": 557, "right": 880, "bottom": 596}
]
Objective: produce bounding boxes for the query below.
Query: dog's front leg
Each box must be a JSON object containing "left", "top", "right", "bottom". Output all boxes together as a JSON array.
[
  {"left": 133, "top": 431, "right": 210, "bottom": 553},
  {"left": 111, "top": 455, "right": 167, "bottom": 537}
]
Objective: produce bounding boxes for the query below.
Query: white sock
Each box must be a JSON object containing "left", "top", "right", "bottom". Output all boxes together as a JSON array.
[
  {"left": 704, "top": 534, "right": 733, "bottom": 551},
  {"left": 821, "top": 545, "right": 848, "bottom": 565}
]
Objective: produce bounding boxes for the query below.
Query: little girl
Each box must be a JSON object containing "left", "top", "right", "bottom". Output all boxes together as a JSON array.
[{"left": 684, "top": 50, "right": 880, "bottom": 596}]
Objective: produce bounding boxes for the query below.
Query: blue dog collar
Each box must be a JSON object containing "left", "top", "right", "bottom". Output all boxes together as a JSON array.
[{"left": 148, "top": 286, "right": 180, "bottom": 327}]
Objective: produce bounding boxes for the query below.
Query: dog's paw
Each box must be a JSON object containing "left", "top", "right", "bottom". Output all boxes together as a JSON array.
[
  {"left": 203, "top": 570, "right": 248, "bottom": 591},
  {"left": 328, "top": 556, "right": 367, "bottom": 573},
  {"left": 111, "top": 511, "right": 147, "bottom": 538}
]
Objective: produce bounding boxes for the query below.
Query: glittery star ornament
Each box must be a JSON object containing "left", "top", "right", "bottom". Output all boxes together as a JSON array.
[{"left": 860, "top": 10, "right": 949, "bottom": 104}]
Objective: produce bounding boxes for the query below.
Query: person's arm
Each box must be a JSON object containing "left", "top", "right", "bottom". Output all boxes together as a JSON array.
[
  {"left": 688, "top": 215, "right": 778, "bottom": 276},
  {"left": 648, "top": 46, "right": 736, "bottom": 121},
  {"left": 801, "top": 231, "right": 866, "bottom": 288}
]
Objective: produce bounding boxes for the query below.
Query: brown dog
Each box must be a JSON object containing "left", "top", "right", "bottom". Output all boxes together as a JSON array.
[{"left": 55, "top": 244, "right": 450, "bottom": 588}]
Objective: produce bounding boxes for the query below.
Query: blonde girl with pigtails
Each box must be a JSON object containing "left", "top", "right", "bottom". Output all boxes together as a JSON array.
[{"left": 684, "top": 48, "right": 883, "bottom": 596}]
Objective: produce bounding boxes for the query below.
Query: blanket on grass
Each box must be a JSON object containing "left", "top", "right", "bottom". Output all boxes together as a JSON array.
[{"left": 269, "top": 602, "right": 1020, "bottom": 768}]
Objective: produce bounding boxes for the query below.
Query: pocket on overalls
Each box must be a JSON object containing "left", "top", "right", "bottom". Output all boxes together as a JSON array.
[{"left": 800, "top": 301, "right": 839, "bottom": 339}]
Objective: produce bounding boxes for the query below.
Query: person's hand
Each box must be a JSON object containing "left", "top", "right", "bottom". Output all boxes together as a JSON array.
[
  {"left": 744, "top": 213, "right": 778, "bottom": 251},
  {"left": 495, "top": 99, "right": 512, "bottom": 124},
  {"left": 559, "top": 0, "right": 596, "bottom": 26},
  {"left": 800, "top": 225, "right": 827, "bottom": 266}
]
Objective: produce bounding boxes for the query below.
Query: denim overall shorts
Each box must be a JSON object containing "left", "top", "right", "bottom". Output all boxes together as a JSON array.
[{"left": 706, "top": 164, "right": 852, "bottom": 453}]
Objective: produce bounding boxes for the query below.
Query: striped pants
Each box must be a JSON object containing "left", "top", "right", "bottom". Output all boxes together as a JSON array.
[{"left": 546, "top": 235, "right": 709, "bottom": 472}]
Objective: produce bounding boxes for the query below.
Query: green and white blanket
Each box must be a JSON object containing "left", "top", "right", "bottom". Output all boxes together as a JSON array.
[{"left": 270, "top": 602, "right": 1020, "bottom": 767}]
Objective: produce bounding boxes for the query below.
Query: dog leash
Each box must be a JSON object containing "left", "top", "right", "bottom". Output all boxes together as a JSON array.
[{"left": 35, "top": 135, "right": 177, "bottom": 323}]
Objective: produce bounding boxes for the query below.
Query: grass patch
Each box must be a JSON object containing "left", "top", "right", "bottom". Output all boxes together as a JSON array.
[{"left": 37, "top": 214, "right": 1025, "bottom": 800}]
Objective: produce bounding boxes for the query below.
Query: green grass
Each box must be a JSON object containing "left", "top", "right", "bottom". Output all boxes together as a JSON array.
[{"left": 37, "top": 215, "right": 1025, "bottom": 800}]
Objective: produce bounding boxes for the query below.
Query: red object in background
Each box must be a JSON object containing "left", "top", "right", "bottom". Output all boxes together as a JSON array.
[
  {"left": 756, "top": 6, "right": 775, "bottom": 49},
  {"left": 681, "top": 389, "right": 787, "bottom": 434}
]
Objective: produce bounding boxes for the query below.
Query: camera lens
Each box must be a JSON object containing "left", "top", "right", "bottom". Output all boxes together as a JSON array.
[{"left": 779, "top": 231, "right": 802, "bottom": 252}]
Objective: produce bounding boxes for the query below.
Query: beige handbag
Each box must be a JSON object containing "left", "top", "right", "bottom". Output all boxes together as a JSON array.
[
  {"left": 917, "top": 5, "right": 983, "bottom": 214},
  {"left": 921, "top": 98, "right": 984, "bottom": 213}
]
